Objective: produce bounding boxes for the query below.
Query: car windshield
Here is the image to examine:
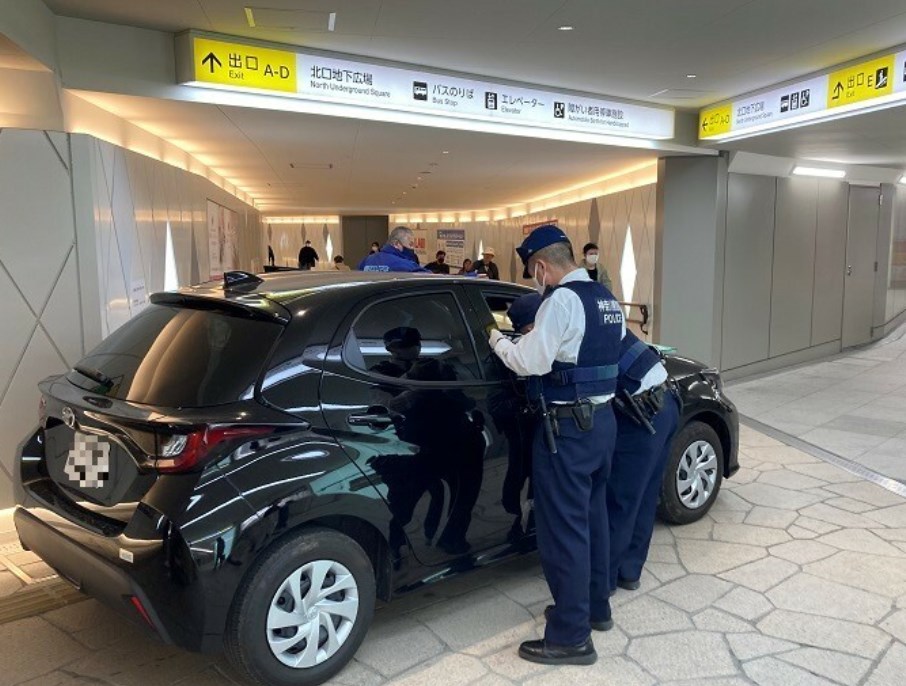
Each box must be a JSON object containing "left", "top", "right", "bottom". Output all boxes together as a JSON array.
[{"left": 66, "top": 304, "right": 282, "bottom": 407}]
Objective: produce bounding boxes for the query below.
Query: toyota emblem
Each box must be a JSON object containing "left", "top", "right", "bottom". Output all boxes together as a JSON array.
[{"left": 62, "top": 407, "right": 76, "bottom": 429}]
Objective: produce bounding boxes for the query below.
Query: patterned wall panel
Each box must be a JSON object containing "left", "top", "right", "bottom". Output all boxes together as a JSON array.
[
  {"left": 0, "top": 129, "right": 79, "bottom": 507},
  {"left": 0, "top": 133, "right": 264, "bottom": 507}
]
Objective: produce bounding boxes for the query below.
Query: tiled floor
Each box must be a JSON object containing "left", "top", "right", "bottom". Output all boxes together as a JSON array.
[
  {"left": 731, "top": 326, "right": 906, "bottom": 483},
  {"left": 2, "top": 424, "right": 906, "bottom": 685}
]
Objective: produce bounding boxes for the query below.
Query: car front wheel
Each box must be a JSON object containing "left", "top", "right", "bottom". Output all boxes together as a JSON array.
[
  {"left": 657, "top": 420, "right": 724, "bottom": 525},
  {"left": 225, "top": 527, "right": 376, "bottom": 686}
]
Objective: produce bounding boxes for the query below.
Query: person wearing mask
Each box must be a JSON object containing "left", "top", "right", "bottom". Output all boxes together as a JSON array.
[
  {"left": 298, "top": 240, "right": 319, "bottom": 270},
  {"left": 369, "top": 241, "right": 381, "bottom": 255},
  {"left": 358, "top": 226, "right": 430, "bottom": 273},
  {"left": 581, "top": 243, "right": 613, "bottom": 292},
  {"left": 333, "top": 255, "right": 351, "bottom": 271},
  {"left": 426, "top": 250, "right": 451, "bottom": 274},
  {"left": 489, "top": 225, "right": 623, "bottom": 666},
  {"left": 458, "top": 258, "right": 476, "bottom": 275},
  {"left": 473, "top": 247, "right": 500, "bottom": 280}
]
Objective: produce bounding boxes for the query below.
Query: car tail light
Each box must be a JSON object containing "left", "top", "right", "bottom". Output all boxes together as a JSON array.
[
  {"left": 155, "top": 426, "right": 274, "bottom": 473},
  {"left": 128, "top": 595, "right": 156, "bottom": 629}
]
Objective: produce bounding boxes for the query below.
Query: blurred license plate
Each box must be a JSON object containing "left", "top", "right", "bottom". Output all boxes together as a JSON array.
[{"left": 65, "top": 431, "right": 111, "bottom": 488}]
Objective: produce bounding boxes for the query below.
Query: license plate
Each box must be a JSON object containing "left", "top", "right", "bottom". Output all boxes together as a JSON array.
[{"left": 65, "top": 431, "right": 111, "bottom": 488}]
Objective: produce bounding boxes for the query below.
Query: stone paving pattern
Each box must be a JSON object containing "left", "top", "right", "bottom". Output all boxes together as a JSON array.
[
  {"left": 731, "top": 326, "right": 906, "bottom": 484},
  {"left": 3, "top": 425, "right": 906, "bottom": 685}
]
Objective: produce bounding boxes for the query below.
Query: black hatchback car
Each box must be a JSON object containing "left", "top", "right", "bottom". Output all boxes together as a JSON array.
[{"left": 14, "top": 271, "right": 737, "bottom": 686}]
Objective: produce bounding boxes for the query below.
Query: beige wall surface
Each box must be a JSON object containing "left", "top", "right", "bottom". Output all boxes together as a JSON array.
[
  {"left": 0, "top": 129, "right": 262, "bottom": 508},
  {"left": 399, "top": 184, "right": 657, "bottom": 333}
]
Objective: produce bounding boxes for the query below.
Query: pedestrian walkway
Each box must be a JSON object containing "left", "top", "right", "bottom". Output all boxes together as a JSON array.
[
  {"left": 3, "top": 425, "right": 906, "bottom": 685},
  {"left": 731, "top": 325, "right": 906, "bottom": 483}
]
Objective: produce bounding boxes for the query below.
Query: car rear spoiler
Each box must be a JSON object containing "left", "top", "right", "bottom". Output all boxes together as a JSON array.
[{"left": 149, "top": 291, "right": 291, "bottom": 324}]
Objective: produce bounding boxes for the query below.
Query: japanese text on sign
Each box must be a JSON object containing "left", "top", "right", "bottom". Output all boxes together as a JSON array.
[{"left": 192, "top": 37, "right": 296, "bottom": 93}]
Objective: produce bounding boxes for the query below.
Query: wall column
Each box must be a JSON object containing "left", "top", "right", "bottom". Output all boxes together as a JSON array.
[{"left": 653, "top": 155, "right": 728, "bottom": 367}]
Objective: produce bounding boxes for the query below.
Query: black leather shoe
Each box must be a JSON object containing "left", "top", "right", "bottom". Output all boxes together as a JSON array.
[
  {"left": 518, "top": 638, "right": 597, "bottom": 665},
  {"left": 544, "top": 605, "right": 613, "bottom": 632},
  {"left": 618, "top": 578, "right": 641, "bottom": 591}
]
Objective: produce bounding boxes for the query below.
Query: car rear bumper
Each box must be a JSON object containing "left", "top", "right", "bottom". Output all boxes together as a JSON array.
[{"left": 14, "top": 506, "right": 175, "bottom": 642}]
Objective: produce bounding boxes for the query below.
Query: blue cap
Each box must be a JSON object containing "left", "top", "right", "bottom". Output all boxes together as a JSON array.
[
  {"left": 507, "top": 293, "right": 543, "bottom": 332},
  {"left": 516, "top": 224, "right": 571, "bottom": 278}
]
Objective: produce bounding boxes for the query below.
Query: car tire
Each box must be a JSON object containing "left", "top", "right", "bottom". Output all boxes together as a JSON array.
[
  {"left": 657, "top": 421, "right": 724, "bottom": 525},
  {"left": 225, "top": 527, "right": 376, "bottom": 686}
]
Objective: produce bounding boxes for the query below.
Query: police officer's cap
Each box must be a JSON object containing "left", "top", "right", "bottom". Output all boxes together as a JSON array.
[
  {"left": 516, "top": 224, "right": 571, "bottom": 278},
  {"left": 507, "top": 293, "right": 543, "bottom": 332}
]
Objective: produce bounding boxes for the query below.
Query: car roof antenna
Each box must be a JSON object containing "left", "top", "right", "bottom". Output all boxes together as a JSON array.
[{"left": 224, "top": 271, "right": 264, "bottom": 292}]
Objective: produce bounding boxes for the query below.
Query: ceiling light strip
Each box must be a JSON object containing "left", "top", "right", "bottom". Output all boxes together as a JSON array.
[
  {"left": 387, "top": 161, "right": 657, "bottom": 225},
  {"left": 699, "top": 47, "right": 906, "bottom": 142},
  {"left": 792, "top": 166, "right": 846, "bottom": 179},
  {"left": 176, "top": 31, "right": 674, "bottom": 142}
]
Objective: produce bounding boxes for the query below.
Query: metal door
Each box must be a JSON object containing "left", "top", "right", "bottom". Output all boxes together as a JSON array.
[{"left": 842, "top": 186, "right": 880, "bottom": 348}]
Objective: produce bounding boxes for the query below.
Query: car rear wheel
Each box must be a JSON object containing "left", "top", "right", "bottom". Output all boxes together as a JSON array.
[
  {"left": 657, "top": 421, "right": 723, "bottom": 525},
  {"left": 225, "top": 528, "right": 376, "bottom": 686}
]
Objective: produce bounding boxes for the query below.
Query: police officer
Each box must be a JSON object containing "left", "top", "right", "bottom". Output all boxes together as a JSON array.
[
  {"left": 489, "top": 225, "right": 623, "bottom": 666},
  {"left": 358, "top": 226, "right": 429, "bottom": 272},
  {"left": 608, "top": 330, "right": 680, "bottom": 593}
]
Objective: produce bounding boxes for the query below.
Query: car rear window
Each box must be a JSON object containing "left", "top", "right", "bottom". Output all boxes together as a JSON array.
[{"left": 66, "top": 304, "right": 282, "bottom": 407}]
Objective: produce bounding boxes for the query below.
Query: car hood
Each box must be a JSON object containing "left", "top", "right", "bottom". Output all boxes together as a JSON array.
[{"left": 663, "top": 354, "right": 708, "bottom": 381}]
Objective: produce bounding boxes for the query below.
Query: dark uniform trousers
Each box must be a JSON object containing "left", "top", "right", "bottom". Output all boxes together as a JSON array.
[
  {"left": 607, "top": 390, "right": 680, "bottom": 590},
  {"left": 533, "top": 404, "right": 616, "bottom": 646}
]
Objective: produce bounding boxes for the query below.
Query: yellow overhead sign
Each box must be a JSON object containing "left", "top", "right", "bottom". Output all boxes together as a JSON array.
[
  {"left": 699, "top": 104, "right": 732, "bottom": 137},
  {"left": 827, "top": 54, "right": 895, "bottom": 108},
  {"left": 191, "top": 37, "right": 297, "bottom": 93}
]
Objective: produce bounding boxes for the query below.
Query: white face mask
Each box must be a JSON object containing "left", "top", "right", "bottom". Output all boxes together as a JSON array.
[
  {"left": 586, "top": 253, "right": 599, "bottom": 266},
  {"left": 533, "top": 262, "right": 547, "bottom": 293}
]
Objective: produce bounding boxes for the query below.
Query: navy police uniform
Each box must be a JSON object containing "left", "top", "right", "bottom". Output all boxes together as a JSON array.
[
  {"left": 490, "top": 225, "right": 623, "bottom": 664},
  {"left": 607, "top": 331, "right": 680, "bottom": 591}
]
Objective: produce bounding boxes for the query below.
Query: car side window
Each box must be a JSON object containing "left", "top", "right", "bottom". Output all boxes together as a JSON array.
[
  {"left": 346, "top": 293, "right": 481, "bottom": 382},
  {"left": 472, "top": 291, "right": 523, "bottom": 382}
]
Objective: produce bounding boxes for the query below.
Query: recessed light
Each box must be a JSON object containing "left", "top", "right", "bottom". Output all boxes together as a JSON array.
[
  {"left": 558, "top": 25, "right": 574, "bottom": 31},
  {"left": 900, "top": 175, "right": 906, "bottom": 185},
  {"left": 403, "top": 191, "right": 407, "bottom": 195},
  {"left": 792, "top": 166, "right": 845, "bottom": 179},
  {"left": 686, "top": 74, "right": 697, "bottom": 79},
  {"left": 442, "top": 150, "right": 449, "bottom": 154},
  {"left": 417, "top": 176, "right": 422, "bottom": 180}
]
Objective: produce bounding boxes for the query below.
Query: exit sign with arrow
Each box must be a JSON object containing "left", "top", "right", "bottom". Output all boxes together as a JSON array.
[{"left": 188, "top": 36, "right": 297, "bottom": 93}]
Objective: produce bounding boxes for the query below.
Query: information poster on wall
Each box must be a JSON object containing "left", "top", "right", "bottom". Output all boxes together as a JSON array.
[
  {"left": 522, "top": 219, "right": 558, "bottom": 235},
  {"left": 129, "top": 279, "right": 148, "bottom": 315},
  {"left": 207, "top": 199, "right": 240, "bottom": 280},
  {"left": 411, "top": 226, "right": 429, "bottom": 264},
  {"left": 437, "top": 228, "right": 465, "bottom": 269}
]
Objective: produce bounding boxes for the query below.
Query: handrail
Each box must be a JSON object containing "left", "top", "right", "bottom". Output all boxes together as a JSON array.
[{"left": 619, "top": 301, "right": 650, "bottom": 335}]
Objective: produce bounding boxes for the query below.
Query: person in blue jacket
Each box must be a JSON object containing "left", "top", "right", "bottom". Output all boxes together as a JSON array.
[{"left": 358, "top": 226, "right": 429, "bottom": 273}]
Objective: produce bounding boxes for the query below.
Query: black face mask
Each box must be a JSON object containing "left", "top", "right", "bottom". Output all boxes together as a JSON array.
[{"left": 437, "top": 257, "right": 445, "bottom": 263}]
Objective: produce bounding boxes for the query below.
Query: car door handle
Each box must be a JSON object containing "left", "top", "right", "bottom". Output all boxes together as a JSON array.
[{"left": 348, "top": 409, "right": 394, "bottom": 429}]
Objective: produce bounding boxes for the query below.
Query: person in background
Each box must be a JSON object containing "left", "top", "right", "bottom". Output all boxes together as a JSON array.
[
  {"left": 358, "top": 226, "right": 429, "bottom": 273},
  {"left": 267, "top": 245, "right": 275, "bottom": 267},
  {"left": 474, "top": 247, "right": 500, "bottom": 280},
  {"left": 298, "top": 240, "right": 319, "bottom": 270},
  {"left": 369, "top": 241, "right": 381, "bottom": 254},
  {"left": 458, "top": 258, "right": 476, "bottom": 275},
  {"left": 581, "top": 243, "right": 613, "bottom": 292},
  {"left": 333, "top": 255, "right": 351, "bottom": 271},
  {"left": 426, "top": 250, "right": 451, "bottom": 274}
]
